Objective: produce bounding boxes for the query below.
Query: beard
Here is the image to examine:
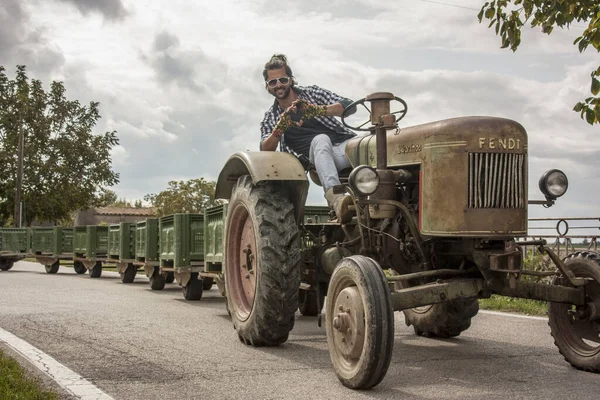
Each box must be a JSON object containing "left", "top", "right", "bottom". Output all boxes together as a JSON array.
[{"left": 270, "top": 84, "right": 292, "bottom": 100}]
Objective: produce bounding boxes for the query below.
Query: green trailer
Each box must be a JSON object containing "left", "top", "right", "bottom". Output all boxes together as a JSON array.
[
  {"left": 107, "top": 222, "right": 137, "bottom": 283},
  {"left": 137, "top": 218, "right": 174, "bottom": 289},
  {"left": 0, "top": 228, "right": 30, "bottom": 271},
  {"left": 73, "top": 225, "right": 109, "bottom": 278},
  {"left": 31, "top": 227, "right": 74, "bottom": 274},
  {"left": 303, "top": 205, "right": 332, "bottom": 224},
  {"left": 158, "top": 213, "right": 207, "bottom": 300},
  {"left": 203, "top": 204, "right": 228, "bottom": 295}
]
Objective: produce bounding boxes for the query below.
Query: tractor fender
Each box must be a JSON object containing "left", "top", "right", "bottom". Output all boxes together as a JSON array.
[{"left": 215, "top": 151, "right": 309, "bottom": 224}]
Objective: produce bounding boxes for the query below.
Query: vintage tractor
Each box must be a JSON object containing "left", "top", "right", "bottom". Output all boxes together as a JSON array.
[{"left": 215, "top": 92, "right": 600, "bottom": 389}]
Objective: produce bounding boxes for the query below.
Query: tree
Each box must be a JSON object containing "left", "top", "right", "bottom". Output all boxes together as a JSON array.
[
  {"left": 96, "top": 189, "right": 119, "bottom": 207},
  {"left": 144, "top": 178, "right": 219, "bottom": 217},
  {"left": 109, "top": 197, "right": 134, "bottom": 207},
  {"left": 478, "top": 0, "right": 600, "bottom": 125},
  {"left": 0, "top": 65, "right": 120, "bottom": 226}
]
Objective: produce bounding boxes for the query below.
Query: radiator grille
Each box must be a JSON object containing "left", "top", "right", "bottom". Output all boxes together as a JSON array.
[{"left": 468, "top": 152, "right": 526, "bottom": 209}]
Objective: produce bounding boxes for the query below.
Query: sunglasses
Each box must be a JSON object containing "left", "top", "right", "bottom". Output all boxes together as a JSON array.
[{"left": 266, "top": 76, "right": 291, "bottom": 87}]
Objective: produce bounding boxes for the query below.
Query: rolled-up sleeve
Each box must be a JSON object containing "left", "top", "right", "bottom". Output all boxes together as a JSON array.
[{"left": 307, "top": 85, "right": 355, "bottom": 116}]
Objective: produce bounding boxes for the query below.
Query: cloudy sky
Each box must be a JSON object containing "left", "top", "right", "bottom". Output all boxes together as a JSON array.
[{"left": 1, "top": 0, "right": 599, "bottom": 236}]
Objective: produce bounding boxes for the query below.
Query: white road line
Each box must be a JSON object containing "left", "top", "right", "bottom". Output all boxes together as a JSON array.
[
  {"left": 0, "top": 327, "right": 114, "bottom": 400},
  {"left": 480, "top": 309, "right": 548, "bottom": 321}
]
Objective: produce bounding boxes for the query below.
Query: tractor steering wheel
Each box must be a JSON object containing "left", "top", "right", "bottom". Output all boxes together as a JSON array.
[{"left": 341, "top": 96, "right": 408, "bottom": 131}]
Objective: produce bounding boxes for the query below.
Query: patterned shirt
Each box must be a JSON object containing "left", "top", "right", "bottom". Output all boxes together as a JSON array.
[{"left": 260, "top": 85, "right": 356, "bottom": 160}]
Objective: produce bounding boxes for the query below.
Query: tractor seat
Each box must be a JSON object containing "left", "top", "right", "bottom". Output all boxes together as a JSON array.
[{"left": 308, "top": 167, "right": 352, "bottom": 187}]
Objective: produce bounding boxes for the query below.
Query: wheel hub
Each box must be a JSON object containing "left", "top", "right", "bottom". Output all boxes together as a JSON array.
[
  {"left": 333, "top": 286, "right": 365, "bottom": 359},
  {"left": 239, "top": 220, "right": 257, "bottom": 303}
]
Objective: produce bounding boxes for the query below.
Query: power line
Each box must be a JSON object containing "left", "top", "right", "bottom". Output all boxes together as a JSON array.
[
  {"left": 416, "top": 0, "right": 587, "bottom": 28},
  {"left": 417, "top": 0, "right": 480, "bottom": 11}
]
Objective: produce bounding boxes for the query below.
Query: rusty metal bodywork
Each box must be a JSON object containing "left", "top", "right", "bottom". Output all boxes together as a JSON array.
[
  {"left": 346, "top": 116, "right": 528, "bottom": 237},
  {"left": 215, "top": 151, "right": 309, "bottom": 224}
]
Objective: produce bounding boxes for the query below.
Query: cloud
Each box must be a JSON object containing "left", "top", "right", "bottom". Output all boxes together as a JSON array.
[
  {"left": 142, "top": 31, "right": 227, "bottom": 94},
  {"left": 55, "top": 0, "right": 128, "bottom": 21},
  {"left": 110, "top": 145, "right": 130, "bottom": 167},
  {"left": 0, "top": 0, "right": 65, "bottom": 76}
]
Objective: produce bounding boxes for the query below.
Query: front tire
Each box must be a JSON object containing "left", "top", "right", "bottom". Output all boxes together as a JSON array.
[
  {"left": 549, "top": 251, "right": 600, "bottom": 372},
  {"left": 45, "top": 261, "right": 60, "bottom": 274},
  {"left": 225, "top": 175, "right": 301, "bottom": 346},
  {"left": 326, "top": 256, "right": 394, "bottom": 389}
]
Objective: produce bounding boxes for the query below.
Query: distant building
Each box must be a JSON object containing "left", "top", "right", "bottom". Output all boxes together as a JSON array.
[{"left": 74, "top": 207, "right": 157, "bottom": 226}]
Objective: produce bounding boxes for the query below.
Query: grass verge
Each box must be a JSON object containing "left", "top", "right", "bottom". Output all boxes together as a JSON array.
[
  {"left": 479, "top": 295, "right": 548, "bottom": 316},
  {"left": 0, "top": 349, "right": 58, "bottom": 400}
]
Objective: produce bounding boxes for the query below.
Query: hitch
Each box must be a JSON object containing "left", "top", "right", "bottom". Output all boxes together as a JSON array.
[
  {"left": 538, "top": 245, "right": 586, "bottom": 287},
  {"left": 516, "top": 239, "right": 586, "bottom": 287}
]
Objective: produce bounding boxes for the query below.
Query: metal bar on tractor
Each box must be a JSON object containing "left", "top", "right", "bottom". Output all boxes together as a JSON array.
[
  {"left": 391, "top": 279, "right": 484, "bottom": 311},
  {"left": 490, "top": 280, "right": 585, "bottom": 305},
  {"left": 387, "top": 269, "right": 467, "bottom": 282}
]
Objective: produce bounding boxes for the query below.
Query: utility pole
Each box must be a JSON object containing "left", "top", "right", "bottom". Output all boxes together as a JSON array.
[{"left": 14, "top": 112, "right": 23, "bottom": 228}]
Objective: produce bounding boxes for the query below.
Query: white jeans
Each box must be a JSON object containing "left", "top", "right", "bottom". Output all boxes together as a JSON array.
[{"left": 309, "top": 134, "right": 352, "bottom": 193}]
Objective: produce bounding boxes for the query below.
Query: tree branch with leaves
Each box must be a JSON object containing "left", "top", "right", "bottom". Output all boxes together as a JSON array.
[
  {"left": 478, "top": 0, "right": 600, "bottom": 125},
  {"left": 144, "top": 178, "right": 220, "bottom": 217},
  {"left": 0, "top": 65, "right": 120, "bottom": 226}
]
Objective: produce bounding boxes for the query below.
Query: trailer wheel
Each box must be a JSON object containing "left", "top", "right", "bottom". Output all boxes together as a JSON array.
[
  {"left": 403, "top": 298, "right": 479, "bottom": 338},
  {"left": 299, "top": 288, "right": 325, "bottom": 316},
  {"left": 120, "top": 263, "right": 136, "bottom": 283},
  {"left": 163, "top": 271, "right": 175, "bottom": 284},
  {"left": 326, "top": 256, "right": 394, "bottom": 389},
  {"left": 45, "top": 261, "right": 60, "bottom": 274},
  {"left": 0, "top": 259, "right": 14, "bottom": 271},
  {"left": 549, "top": 251, "right": 600, "bottom": 372},
  {"left": 149, "top": 270, "right": 166, "bottom": 290},
  {"left": 183, "top": 273, "right": 203, "bottom": 300},
  {"left": 89, "top": 262, "right": 102, "bottom": 278},
  {"left": 73, "top": 261, "right": 86, "bottom": 274},
  {"left": 202, "top": 277, "right": 214, "bottom": 291},
  {"left": 225, "top": 175, "right": 300, "bottom": 346}
]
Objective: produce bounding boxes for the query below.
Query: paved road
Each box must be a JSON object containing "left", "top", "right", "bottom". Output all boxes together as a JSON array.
[{"left": 1, "top": 261, "right": 599, "bottom": 399}]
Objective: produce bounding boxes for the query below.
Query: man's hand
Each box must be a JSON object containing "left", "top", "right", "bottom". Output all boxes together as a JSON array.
[{"left": 273, "top": 100, "right": 327, "bottom": 137}]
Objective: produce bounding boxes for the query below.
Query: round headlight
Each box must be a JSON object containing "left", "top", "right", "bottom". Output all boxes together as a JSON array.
[
  {"left": 539, "top": 169, "right": 568, "bottom": 199},
  {"left": 349, "top": 166, "right": 379, "bottom": 196}
]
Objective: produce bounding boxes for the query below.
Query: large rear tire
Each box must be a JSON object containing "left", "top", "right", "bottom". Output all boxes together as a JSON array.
[
  {"left": 326, "top": 256, "right": 394, "bottom": 389},
  {"left": 403, "top": 298, "right": 479, "bottom": 338},
  {"left": 225, "top": 175, "right": 301, "bottom": 346},
  {"left": 45, "top": 261, "right": 60, "bottom": 274},
  {"left": 548, "top": 251, "right": 600, "bottom": 372}
]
